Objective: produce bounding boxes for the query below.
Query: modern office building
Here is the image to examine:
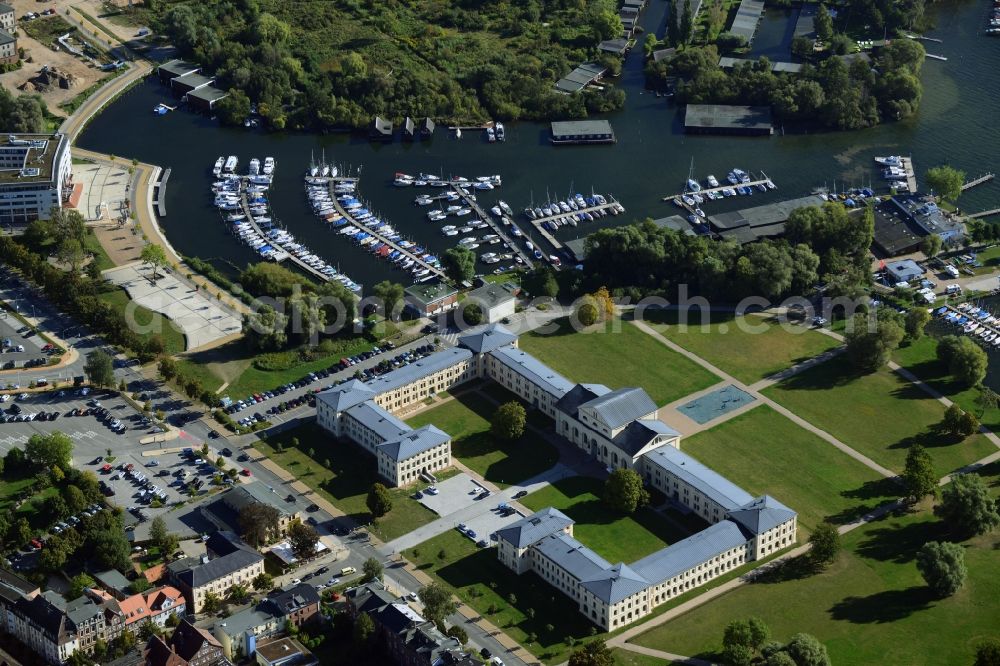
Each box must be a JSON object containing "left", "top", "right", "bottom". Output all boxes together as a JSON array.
[{"left": 0, "top": 133, "right": 73, "bottom": 226}]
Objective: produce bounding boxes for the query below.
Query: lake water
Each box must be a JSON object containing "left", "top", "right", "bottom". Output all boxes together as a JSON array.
[{"left": 78, "top": 0, "right": 1000, "bottom": 290}]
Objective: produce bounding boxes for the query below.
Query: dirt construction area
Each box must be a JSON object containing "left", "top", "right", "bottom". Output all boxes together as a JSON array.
[{"left": 0, "top": 0, "right": 126, "bottom": 109}]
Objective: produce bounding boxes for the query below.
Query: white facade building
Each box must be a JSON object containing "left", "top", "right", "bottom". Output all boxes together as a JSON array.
[{"left": 0, "top": 133, "right": 72, "bottom": 226}]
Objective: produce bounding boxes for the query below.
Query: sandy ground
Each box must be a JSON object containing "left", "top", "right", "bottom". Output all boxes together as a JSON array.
[
  {"left": 0, "top": 0, "right": 119, "bottom": 108},
  {"left": 70, "top": 0, "right": 147, "bottom": 44}
]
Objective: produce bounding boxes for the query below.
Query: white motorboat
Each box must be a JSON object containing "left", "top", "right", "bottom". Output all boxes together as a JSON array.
[
  {"left": 212, "top": 157, "right": 224, "bottom": 176},
  {"left": 248, "top": 158, "right": 260, "bottom": 175},
  {"left": 263, "top": 157, "right": 275, "bottom": 175},
  {"left": 224, "top": 155, "right": 238, "bottom": 172},
  {"left": 707, "top": 175, "right": 719, "bottom": 187}
]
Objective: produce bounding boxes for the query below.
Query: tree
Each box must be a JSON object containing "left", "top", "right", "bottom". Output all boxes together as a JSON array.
[
  {"left": 680, "top": 0, "right": 693, "bottom": 44},
  {"left": 84, "top": 350, "right": 115, "bottom": 388},
  {"left": 446, "top": 624, "right": 468, "bottom": 646},
  {"left": 903, "top": 444, "right": 938, "bottom": 501},
  {"left": 130, "top": 578, "right": 152, "bottom": 594},
  {"left": 941, "top": 404, "right": 980, "bottom": 439},
  {"left": 442, "top": 247, "right": 476, "bottom": 284},
  {"left": 150, "top": 516, "right": 178, "bottom": 555},
  {"left": 916, "top": 540, "right": 967, "bottom": 598},
  {"left": 252, "top": 572, "right": 274, "bottom": 591},
  {"left": 202, "top": 591, "right": 222, "bottom": 614},
  {"left": 925, "top": 165, "right": 965, "bottom": 203},
  {"left": 238, "top": 503, "right": 280, "bottom": 547},
  {"left": 603, "top": 469, "right": 649, "bottom": 514},
  {"left": 25, "top": 432, "right": 74, "bottom": 469},
  {"left": 288, "top": 520, "right": 319, "bottom": 560},
  {"left": 786, "top": 633, "right": 831, "bottom": 666},
  {"left": 920, "top": 234, "right": 942, "bottom": 258},
  {"left": 576, "top": 302, "right": 599, "bottom": 327},
  {"left": 57, "top": 238, "right": 86, "bottom": 273},
  {"left": 976, "top": 387, "right": 1000, "bottom": 418},
  {"left": 366, "top": 482, "right": 393, "bottom": 518},
  {"left": 463, "top": 302, "right": 484, "bottom": 326},
  {"left": 904, "top": 307, "right": 930, "bottom": 341},
  {"left": 158, "top": 356, "right": 178, "bottom": 381},
  {"left": 809, "top": 522, "right": 841, "bottom": 565},
  {"left": 935, "top": 473, "right": 1000, "bottom": 537},
  {"left": 372, "top": 280, "right": 404, "bottom": 320},
  {"left": 140, "top": 244, "right": 168, "bottom": 279},
  {"left": 353, "top": 611, "right": 375, "bottom": 645},
  {"left": 228, "top": 583, "right": 251, "bottom": 604},
  {"left": 814, "top": 4, "right": 834, "bottom": 41},
  {"left": 946, "top": 337, "right": 988, "bottom": 387},
  {"left": 63, "top": 485, "right": 88, "bottom": 514},
  {"left": 418, "top": 582, "right": 455, "bottom": 624},
  {"left": 844, "top": 313, "right": 903, "bottom": 371},
  {"left": 974, "top": 639, "right": 1000, "bottom": 666},
  {"left": 92, "top": 528, "right": 131, "bottom": 572},
  {"left": 68, "top": 573, "right": 96, "bottom": 600},
  {"left": 568, "top": 639, "right": 615, "bottom": 666},
  {"left": 491, "top": 401, "right": 526, "bottom": 441},
  {"left": 362, "top": 556, "right": 383, "bottom": 583}
]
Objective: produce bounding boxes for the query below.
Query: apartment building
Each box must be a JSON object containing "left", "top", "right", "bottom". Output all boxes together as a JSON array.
[
  {"left": 170, "top": 534, "right": 265, "bottom": 613},
  {"left": 146, "top": 619, "right": 232, "bottom": 666},
  {"left": 221, "top": 483, "right": 301, "bottom": 539},
  {"left": 0, "top": 133, "right": 73, "bottom": 226},
  {"left": 212, "top": 583, "right": 320, "bottom": 659}
]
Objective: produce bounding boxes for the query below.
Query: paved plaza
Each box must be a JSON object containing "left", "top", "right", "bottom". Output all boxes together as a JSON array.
[
  {"left": 71, "top": 162, "right": 131, "bottom": 222},
  {"left": 103, "top": 264, "right": 242, "bottom": 350}
]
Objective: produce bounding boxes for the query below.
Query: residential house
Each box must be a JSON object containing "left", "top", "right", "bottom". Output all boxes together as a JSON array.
[
  {"left": 170, "top": 534, "right": 264, "bottom": 613},
  {"left": 145, "top": 619, "right": 231, "bottom": 666}
]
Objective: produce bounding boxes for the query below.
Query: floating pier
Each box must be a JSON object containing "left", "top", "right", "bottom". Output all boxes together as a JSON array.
[
  {"left": 450, "top": 184, "right": 536, "bottom": 269},
  {"left": 661, "top": 172, "right": 775, "bottom": 201},
  {"left": 331, "top": 178, "right": 449, "bottom": 281},
  {"left": 528, "top": 200, "right": 625, "bottom": 254},
  {"left": 154, "top": 167, "right": 170, "bottom": 217},
  {"left": 899, "top": 157, "right": 918, "bottom": 194},
  {"left": 962, "top": 173, "right": 995, "bottom": 191},
  {"left": 968, "top": 208, "right": 1000, "bottom": 219}
]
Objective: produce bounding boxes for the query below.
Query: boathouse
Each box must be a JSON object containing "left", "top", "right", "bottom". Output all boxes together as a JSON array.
[
  {"left": 370, "top": 117, "right": 393, "bottom": 142},
  {"left": 598, "top": 38, "right": 630, "bottom": 56},
  {"left": 729, "top": 0, "right": 766, "bottom": 45},
  {"left": 707, "top": 195, "right": 826, "bottom": 244},
  {"left": 684, "top": 104, "right": 773, "bottom": 136},
  {"left": 420, "top": 117, "right": 436, "bottom": 138},
  {"left": 554, "top": 62, "right": 607, "bottom": 94},
  {"left": 170, "top": 72, "right": 215, "bottom": 96},
  {"left": 466, "top": 282, "right": 518, "bottom": 324},
  {"left": 186, "top": 85, "right": 228, "bottom": 112},
  {"left": 718, "top": 57, "right": 803, "bottom": 74},
  {"left": 402, "top": 117, "right": 416, "bottom": 140},
  {"left": 157, "top": 59, "right": 199, "bottom": 84},
  {"left": 404, "top": 282, "right": 459, "bottom": 317},
  {"left": 550, "top": 120, "right": 616, "bottom": 145}
]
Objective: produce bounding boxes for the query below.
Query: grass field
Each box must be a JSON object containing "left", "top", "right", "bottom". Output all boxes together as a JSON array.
[
  {"left": 96, "top": 286, "right": 186, "bottom": 354},
  {"left": 641, "top": 310, "right": 841, "bottom": 384},
  {"left": 682, "top": 406, "right": 900, "bottom": 536},
  {"left": 518, "top": 318, "right": 718, "bottom": 405},
  {"left": 83, "top": 232, "right": 115, "bottom": 272},
  {"left": 613, "top": 650, "right": 672, "bottom": 666},
  {"left": 520, "top": 477, "right": 692, "bottom": 563},
  {"left": 633, "top": 505, "right": 1000, "bottom": 666},
  {"left": 406, "top": 392, "right": 558, "bottom": 487},
  {"left": 763, "top": 361, "right": 996, "bottom": 477},
  {"left": 254, "top": 423, "right": 440, "bottom": 541}
]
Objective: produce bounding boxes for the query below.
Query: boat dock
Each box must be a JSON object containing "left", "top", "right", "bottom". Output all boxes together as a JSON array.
[
  {"left": 939, "top": 304, "right": 1000, "bottom": 348},
  {"left": 925, "top": 53, "right": 948, "bottom": 61},
  {"left": 899, "top": 157, "right": 917, "bottom": 194},
  {"left": 968, "top": 207, "right": 1000, "bottom": 219},
  {"left": 450, "top": 184, "right": 536, "bottom": 268},
  {"left": 331, "top": 178, "right": 449, "bottom": 281},
  {"left": 528, "top": 200, "right": 626, "bottom": 253},
  {"left": 660, "top": 172, "right": 774, "bottom": 201},
  {"left": 154, "top": 168, "right": 170, "bottom": 217},
  {"left": 239, "top": 194, "right": 343, "bottom": 274},
  {"left": 962, "top": 173, "right": 995, "bottom": 191}
]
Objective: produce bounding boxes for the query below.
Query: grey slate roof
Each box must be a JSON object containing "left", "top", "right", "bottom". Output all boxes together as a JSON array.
[
  {"left": 213, "top": 605, "right": 278, "bottom": 637},
  {"left": 580, "top": 387, "right": 657, "bottom": 430},
  {"left": 727, "top": 495, "right": 797, "bottom": 535},
  {"left": 581, "top": 563, "right": 650, "bottom": 604},
  {"left": 316, "top": 379, "right": 375, "bottom": 413},
  {"left": 0, "top": 30, "right": 14, "bottom": 47},
  {"left": 457, "top": 323, "right": 518, "bottom": 354},
  {"left": 224, "top": 482, "right": 298, "bottom": 518},
  {"left": 555, "top": 383, "right": 611, "bottom": 417},
  {"left": 533, "top": 532, "right": 614, "bottom": 583},
  {"left": 177, "top": 549, "right": 263, "bottom": 588},
  {"left": 487, "top": 347, "right": 574, "bottom": 398},
  {"left": 644, "top": 446, "right": 754, "bottom": 511},
  {"left": 0, "top": 4, "right": 14, "bottom": 15},
  {"left": 366, "top": 347, "right": 473, "bottom": 394},
  {"left": 346, "top": 582, "right": 397, "bottom": 616},
  {"left": 65, "top": 595, "right": 104, "bottom": 625},
  {"left": 346, "top": 400, "right": 409, "bottom": 441},
  {"left": 494, "top": 507, "right": 573, "bottom": 549},
  {"left": 611, "top": 419, "right": 679, "bottom": 456},
  {"left": 264, "top": 583, "right": 321, "bottom": 615},
  {"left": 14, "top": 595, "right": 68, "bottom": 642},
  {"left": 94, "top": 569, "right": 130, "bottom": 593},
  {"left": 378, "top": 424, "right": 450, "bottom": 462},
  {"left": 630, "top": 520, "right": 748, "bottom": 585}
]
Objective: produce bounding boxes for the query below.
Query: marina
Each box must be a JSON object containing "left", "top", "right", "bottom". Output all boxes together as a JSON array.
[
  {"left": 874, "top": 155, "right": 918, "bottom": 194},
  {"left": 525, "top": 195, "right": 625, "bottom": 259},
  {"left": 449, "top": 183, "right": 536, "bottom": 270},
  {"left": 937, "top": 303, "right": 1000, "bottom": 349},
  {"left": 661, "top": 169, "right": 775, "bottom": 201}
]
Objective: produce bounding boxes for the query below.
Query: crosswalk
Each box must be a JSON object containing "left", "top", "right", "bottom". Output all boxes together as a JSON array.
[{"left": 0, "top": 430, "right": 100, "bottom": 446}]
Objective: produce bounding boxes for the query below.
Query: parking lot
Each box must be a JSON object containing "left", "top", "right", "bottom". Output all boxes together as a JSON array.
[
  {"left": 416, "top": 472, "right": 490, "bottom": 516},
  {"left": 0, "top": 310, "right": 55, "bottom": 370}
]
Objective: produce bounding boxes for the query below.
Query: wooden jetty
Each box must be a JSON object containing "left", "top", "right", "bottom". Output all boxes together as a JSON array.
[
  {"left": 899, "top": 157, "right": 918, "bottom": 194},
  {"left": 925, "top": 53, "right": 948, "bottom": 61},
  {"left": 968, "top": 208, "right": 1000, "bottom": 219},
  {"left": 528, "top": 200, "right": 626, "bottom": 254},
  {"left": 961, "top": 173, "right": 995, "bottom": 191},
  {"left": 330, "top": 178, "right": 449, "bottom": 281},
  {"left": 154, "top": 167, "right": 170, "bottom": 217},
  {"left": 660, "top": 172, "right": 774, "bottom": 201},
  {"left": 450, "top": 184, "right": 536, "bottom": 269}
]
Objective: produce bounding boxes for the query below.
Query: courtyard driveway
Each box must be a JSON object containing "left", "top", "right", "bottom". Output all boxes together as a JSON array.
[{"left": 103, "top": 264, "right": 242, "bottom": 350}]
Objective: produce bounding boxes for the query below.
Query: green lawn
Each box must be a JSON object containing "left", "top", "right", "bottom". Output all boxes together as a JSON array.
[
  {"left": 254, "top": 422, "right": 440, "bottom": 541},
  {"left": 893, "top": 334, "right": 1000, "bottom": 433},
  {"left": 521, "top": 477, "right": 692, "bottom": 564},
  {"left": 83, "top": 232, "right": 115, "bottom": 272},
  {"left": 682, "top": 406, "right": 900, "bottom": 536},
  {"left": 641, "top": 310, "right": 841, "bottom": 384},
  {"left": 518, "top": 317, "right": 718, "bottom": 405},
  {"left": 613, "top": 650, "right": 673, "bottom": 666},
  {"left": 97, "top": 286, "right": 187, "bottom": 354},
  {"left": 406, "top": 392, "right": 559, "bottom": 487},
  {"left": 633, "top": 506, "right": 1000, "bottom": 666},
  {"left": 763, "top": 361, "right": 996, "bottom": 477}
]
